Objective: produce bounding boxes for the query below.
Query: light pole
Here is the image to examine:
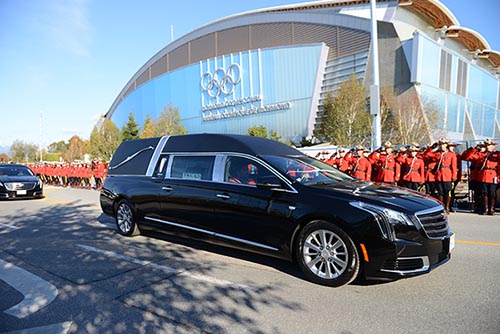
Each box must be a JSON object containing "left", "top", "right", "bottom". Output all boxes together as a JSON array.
[
  {"left": 370, "top": 0, "right": 381, "bottom": 148},
  {"left": 40, "top": 110, "right": 43, "bottom": 162}
]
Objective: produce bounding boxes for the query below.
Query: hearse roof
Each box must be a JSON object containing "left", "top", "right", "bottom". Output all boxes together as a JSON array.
[{"left": 162, "top": 133, "right": 301, "bottom": 156}]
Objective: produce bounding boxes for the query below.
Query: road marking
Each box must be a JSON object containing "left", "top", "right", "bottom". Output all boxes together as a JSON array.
[
  {"left": 456, "top": 240, "right": 500, "bottom": 247},
  {"left": 2, "top": 321, "right": 72, "bottom": 334},
  {"left": 0, "top": 259, "right": 58, "bottom": 319},
  {"left": 0, "top": 222, "right": 21, "bottom": 230},
  {"left": 76, "top": 244, "right": 255, "bottom": 291}
]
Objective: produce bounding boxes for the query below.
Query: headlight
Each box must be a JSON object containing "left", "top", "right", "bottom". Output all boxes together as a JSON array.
[
  {"left": 37, "top": 179, "right": 43, "bottom": 188},
  {"left": 350, "top": 201, "right": 414, "bottom": 241}
]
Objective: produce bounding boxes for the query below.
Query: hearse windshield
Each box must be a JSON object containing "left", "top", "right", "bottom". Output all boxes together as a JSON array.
[{"left": 262, "top": 155, "right": 353, "bottom": 185}]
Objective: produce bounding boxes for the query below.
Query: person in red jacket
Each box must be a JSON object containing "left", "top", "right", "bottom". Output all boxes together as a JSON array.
[
  {"left": 462, "top": 142, "right": 487, "bottom": 214},
  {"left": 424, "top": 138, "right": 457, "bottom": 212},
  {"left": 327, "top": 147, "right": 351, "bottom": 174},
  {"left": 399, "top": 145, "right": 425, "bottom": 191},
  {"left": 447, "top": 142, "right": 462, "bottom": 212},
  {"left": 475, "top": 139, "right": 499, "bottom": 215},
  {"left": 369, "top": 141, "right": 400, "bottom": 185},
  {"left": 347, "top": 146, "right": 372, "bottom": 181}
]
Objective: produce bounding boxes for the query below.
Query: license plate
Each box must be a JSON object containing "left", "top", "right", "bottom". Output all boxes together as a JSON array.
[
  {"left": 16, "top": 190, "right": 27, "bottom": 195},
  {"left": 449, "top": 233, "right": 455, "bottom": 252}
]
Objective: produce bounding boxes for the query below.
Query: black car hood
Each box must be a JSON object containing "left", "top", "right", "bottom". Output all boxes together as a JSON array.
[
  {"left": 0, "top": 175, "right": 39, "bottom": 183},
  {"left": 306, "top": 180, "right": 442, "bottom": 214}
]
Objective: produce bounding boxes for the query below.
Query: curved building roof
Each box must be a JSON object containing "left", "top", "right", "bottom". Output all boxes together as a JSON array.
[{"left": 106, "top": 0, "right": 499, "bottom": 118}]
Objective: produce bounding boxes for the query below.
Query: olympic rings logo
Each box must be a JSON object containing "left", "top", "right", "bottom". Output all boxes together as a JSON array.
[{"left": 200, "top": 64, "right": 241, "bottom": 98}]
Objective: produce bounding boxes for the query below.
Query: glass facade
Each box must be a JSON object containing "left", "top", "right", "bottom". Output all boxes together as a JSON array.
[
  {"left": 412, "top": 33, "right": 500, "bottom": 139},
  {"left": 112, "top": 45, "right": 325, "bottom": 142}
]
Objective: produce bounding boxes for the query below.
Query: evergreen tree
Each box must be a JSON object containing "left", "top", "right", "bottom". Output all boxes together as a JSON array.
[{"left": 121, "top": 112, "right": 140, "bottom": 141}]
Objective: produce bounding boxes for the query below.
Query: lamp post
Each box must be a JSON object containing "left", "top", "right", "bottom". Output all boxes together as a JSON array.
[
  {"left": 370, "top": 0, "right": 381, "bottom": 148},
  {"left": 40, "top": 110, "right": 43, "bottom": 162}
]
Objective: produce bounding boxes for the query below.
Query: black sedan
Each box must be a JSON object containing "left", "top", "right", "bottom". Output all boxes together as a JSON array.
[{"left": 0, "top": 164, "right": 44, "bottom": 199}]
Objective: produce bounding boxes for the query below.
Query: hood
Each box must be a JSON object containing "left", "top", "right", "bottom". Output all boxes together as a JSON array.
[{"left": 306, "top": 180, "right": 442, "bottom": 214}]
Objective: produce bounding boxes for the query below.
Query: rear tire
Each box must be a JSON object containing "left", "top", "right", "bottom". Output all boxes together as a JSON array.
[
  {"left": 115, "top": 199, "right": 140, "bottom": 236},
  {"left": 295, "top": 220, "right": 359, "bottom": 287}
]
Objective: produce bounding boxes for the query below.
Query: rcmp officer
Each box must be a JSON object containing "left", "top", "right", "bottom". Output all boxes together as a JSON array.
[
  {"left": 447, "top": 142, "right": 462, "bottom": 212},
  {"left": 347, "top": 145, "right": 372, "bottom": 181},
  {"left": 369, "top": 141, "right": 400, "bottom": 185},
  {"left": 327, "top": 147, "right": 351, "bottom": 173},
  {"left": 398, "top": 145, "right": 425, "bottom": 191},
  {"left": 424, "top": 138, "right": 457, "bottom": 212},
  {"left": 473, "top": 139, "right": 499, "bottom": 215},
  {"left": 462, "top": 142, "right": 487, "bottom": 214}
]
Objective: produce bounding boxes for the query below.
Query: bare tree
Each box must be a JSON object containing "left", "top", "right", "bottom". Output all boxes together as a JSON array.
[{"left": 380, "top": 88, "right": 439, "bottom": 145}]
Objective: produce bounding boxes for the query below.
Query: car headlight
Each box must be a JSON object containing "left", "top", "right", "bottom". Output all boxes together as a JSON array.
[
  {"left": 37, "top": 179, "right": 43, "bottom": 188},
  {"left": 350, "top": 201, "right": 414, "bottom": 241}
]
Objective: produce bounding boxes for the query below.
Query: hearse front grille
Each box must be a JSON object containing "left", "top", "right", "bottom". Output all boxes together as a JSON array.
[{"left": 416, "top": 208, "right": 449, "bottom": 239}]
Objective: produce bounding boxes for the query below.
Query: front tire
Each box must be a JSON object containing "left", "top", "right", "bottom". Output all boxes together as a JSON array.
[
  {"left": 295, "top": 221, "right": 359, "bottom": 287},
  {"left": 115, "top": 200, "right": 140, "bottom": 236}
]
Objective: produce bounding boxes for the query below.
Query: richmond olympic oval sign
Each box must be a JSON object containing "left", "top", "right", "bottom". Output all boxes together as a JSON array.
[{"left": 200, "top": 64, "right": 241, "bottom": 98}]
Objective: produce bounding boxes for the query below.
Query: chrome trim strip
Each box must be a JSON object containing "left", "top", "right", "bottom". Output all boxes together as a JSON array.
[
  {"left": 146, "top": 136, "right": 170, "bottom": 176},
  {"left": 415, "top": 205, "right": 445, "bottom": 216},
  {"left": 380, "top": 256, "right": 430, "bottom": 275},
  {"left": 109, "top": 146, "right": 155, "bottom": 171},
  {"left": 144, "top": 216, "right": 279, "bottom": 251}
]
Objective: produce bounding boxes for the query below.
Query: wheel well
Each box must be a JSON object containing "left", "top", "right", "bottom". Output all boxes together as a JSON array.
[{"left": 290, "top": 217, "right": 363, "bottom": 266}]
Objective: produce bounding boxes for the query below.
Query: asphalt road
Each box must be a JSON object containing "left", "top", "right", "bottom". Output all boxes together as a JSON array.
[{"left": 1, "top": 186, "right": 499, "bottom": 334}]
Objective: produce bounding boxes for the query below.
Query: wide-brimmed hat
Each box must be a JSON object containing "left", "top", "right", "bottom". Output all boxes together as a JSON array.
[
  {"left": 438, "top": 137, "right": 448, "bottom": 145},
  {"left": 409, "top": 145, "right": 419, "bottom": 152},
  {"left": 356, "top": 145, "right": 365, "bottom": 151},
  {"left": 484, "top": 138, "right": 496, "bottom": 146},
  {"left": 337, "top": 147, "right": 346, "bottom": 153},
  {"left": 384, "top": 141, "right": 393, "bottom": 148}
]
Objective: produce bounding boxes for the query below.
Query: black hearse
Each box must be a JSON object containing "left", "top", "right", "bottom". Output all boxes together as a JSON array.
[{"left": 100, "top": 134, "right": 454, "bottom": 286}]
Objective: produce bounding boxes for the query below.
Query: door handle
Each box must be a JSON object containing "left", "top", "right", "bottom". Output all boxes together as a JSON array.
[
  {"left": 216, "top": 193, "right": 231, "bottom": 200},
  {"left": 162, "top": 186, "right": 173, "bottom": 192}
]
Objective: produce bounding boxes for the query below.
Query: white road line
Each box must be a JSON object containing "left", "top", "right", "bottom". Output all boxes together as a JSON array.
[
  {"left": 2, "top": 321, "right": 72, "bottom": 334},
  {"left": 0, "top": 222, "right": 21, "bottom": 230},
  {"left": 0, "top": 259, "right": 58, "bottom": 319},
  {"left": 76, "top": 244, "right": 255, "bottom": 291}
]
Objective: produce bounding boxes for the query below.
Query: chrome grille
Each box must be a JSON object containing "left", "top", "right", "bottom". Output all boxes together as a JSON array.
[
  {"left": 416, "top": 208, "right": 449, "bottom": 239},
  {"left": 5, "top": 182, "right": 37, "bottom": 191}
]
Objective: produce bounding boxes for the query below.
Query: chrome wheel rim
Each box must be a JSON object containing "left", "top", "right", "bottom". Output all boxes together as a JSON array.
[
  {"left": 303, "top": 229, "right": 348, "bottom": 279},
  {"left": 117, "top": 203, "right": 133, "bottom": 233}
]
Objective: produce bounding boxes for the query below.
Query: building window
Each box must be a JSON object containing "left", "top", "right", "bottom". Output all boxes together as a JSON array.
[
  {"left": 456, "top": 59, "right": 467, "bottom": 97},
  {"left": 439, "top": 50, "right": 452, "bottom": 91}
]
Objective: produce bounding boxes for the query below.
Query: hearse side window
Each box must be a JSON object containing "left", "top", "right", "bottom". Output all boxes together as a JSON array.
[
  {"left": 170, "top": 156, "right": 215, "bottom": 181},
  {"left": 224, "top": 156, "right": 277, "bottom": 185},
  {"left": 153, "top": 155, "right": 169, "bottom": 178}
]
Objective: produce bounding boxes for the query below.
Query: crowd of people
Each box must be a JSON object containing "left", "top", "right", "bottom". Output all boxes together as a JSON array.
[
  {"left": 315, "top": 138, "right": 499, "bottom": 215},
  {"left": 28, "top": 160, "right": 108, "bottom": 191},
  {"left": 23, "top": 138, "right": 499, "bottom": 215}
]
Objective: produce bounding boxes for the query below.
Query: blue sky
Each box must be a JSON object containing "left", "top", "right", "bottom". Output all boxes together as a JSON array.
[{"left": 0, "top": 0, "right": 499, "bottom": 153}]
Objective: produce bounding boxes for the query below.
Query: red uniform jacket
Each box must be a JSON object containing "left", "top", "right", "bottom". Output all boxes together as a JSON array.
[
  {"left": 347, "top": 156, "right": 372, "bottom": 181},
  {"left": 400, "top": 156, "right": 425, "bottom": 183},
  {"left": 369, "top": 152, "right": 400, "bottom": 183},
  {"left": 424, "top": 148, "right": 457, "bottom": 182},
  {"left": 329, "top": 157, "right": 350, "bottom": 173},
  {"left": 474, "top": 151, "right": 500, "bottom": 184}
]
